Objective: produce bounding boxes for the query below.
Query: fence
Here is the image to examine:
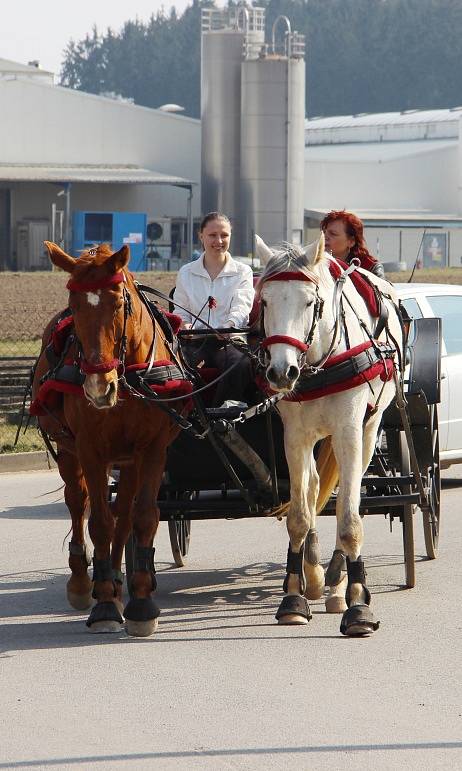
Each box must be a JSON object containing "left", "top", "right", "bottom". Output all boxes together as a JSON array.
[{"left": 0, "top": 344, "right": 42, "bottom": 454}]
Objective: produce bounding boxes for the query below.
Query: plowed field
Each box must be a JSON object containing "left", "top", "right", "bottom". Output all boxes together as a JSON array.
[{"left": 0, "top": 271, "right": 176, "bottom": 343}]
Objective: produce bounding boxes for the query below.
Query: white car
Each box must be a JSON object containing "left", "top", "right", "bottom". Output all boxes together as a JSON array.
[{"left": 395, "top": 283, "right": 462, "bottom": 469}]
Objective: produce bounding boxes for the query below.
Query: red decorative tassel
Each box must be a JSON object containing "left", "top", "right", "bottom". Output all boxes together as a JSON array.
[{"left": 208, "top": 296, "right": 217, "bottom": 309}]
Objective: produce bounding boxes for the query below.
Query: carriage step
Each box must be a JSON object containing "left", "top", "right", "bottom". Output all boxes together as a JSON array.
[
  {"left": 362, "top": 475, "right": 414, "bottom": 488},
  {"left": 323, "top": 492, "right": 420, "bottom": 512}
]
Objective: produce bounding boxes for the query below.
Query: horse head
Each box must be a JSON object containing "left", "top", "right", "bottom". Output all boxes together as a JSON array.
[
  {"left": 45, "top": 241, "right": 131, "bottom": 409},
  {"left": 255, "top": 233, "right": 326, "bottom": 392}
]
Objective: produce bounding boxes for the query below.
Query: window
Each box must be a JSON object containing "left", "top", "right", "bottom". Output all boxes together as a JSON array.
[
  {"left": 400, "top": 297, "right": 423, "bottom": 346},
  {"left": 427, "top": 295, "right": 462, "bottom": 355},
  {"left": 84, "top": 213, "right": 113, "bottom": 243}
]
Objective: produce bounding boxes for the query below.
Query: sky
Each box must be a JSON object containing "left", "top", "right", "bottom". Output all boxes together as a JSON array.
[{"left": 0, "top": 0, "right": 193, "bottom": 77}]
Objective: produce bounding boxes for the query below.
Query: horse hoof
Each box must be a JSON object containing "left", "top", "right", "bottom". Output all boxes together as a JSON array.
[
  {"left": 123, "top": 596, "right": 160, "bottom": 636},
  {"left": 275, "top": 594, "right": 312, "bottom": 625},
  {"left": 87, "top": 620, "right": 124, "bottom": 634},
  {"left": 325, "top": 596, "right": 348, "bottom": 614},
  {"left": 340, "top": 604, "right": 380, "bottom": 637},
  {"left": 125, "top": 618, "right": 159, "bottom": 637},
  {"left": 67, "top": 590, "right": 93, "bottom": 611},
  {"left": 86, "top": 601, "right": 124, "bottom": 633}
]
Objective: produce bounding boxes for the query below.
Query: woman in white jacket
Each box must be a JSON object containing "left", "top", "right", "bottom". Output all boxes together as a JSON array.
[{"left": 173, "top": 212, "right": 255, "bottom": 406}]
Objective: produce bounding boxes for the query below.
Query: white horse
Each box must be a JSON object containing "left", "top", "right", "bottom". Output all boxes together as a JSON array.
[{"left": 255, "top": 233, "right": 403, "bottom": 636}]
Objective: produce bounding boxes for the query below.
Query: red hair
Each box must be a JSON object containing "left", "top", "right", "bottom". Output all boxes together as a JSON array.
[{"left": 320, "top": 210, "right": 372, "bottom": 264}]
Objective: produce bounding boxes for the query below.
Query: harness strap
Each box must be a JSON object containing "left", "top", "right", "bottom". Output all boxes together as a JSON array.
[
  {"left": 261, "top": 335, "right": 308, "bottom": 353},
  {"left": 293, "top": 342, "right": 394, "bottom": 395}
]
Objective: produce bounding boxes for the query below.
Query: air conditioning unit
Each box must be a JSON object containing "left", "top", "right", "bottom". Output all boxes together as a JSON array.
[{"left": 147, "top": 218, "right": 171, "bottom": 246}]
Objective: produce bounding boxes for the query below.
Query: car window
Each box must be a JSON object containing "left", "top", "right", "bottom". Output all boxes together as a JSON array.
[
  {"left": 426, "top": 295, "right": 462, "bottom": 355},
  {"left": 400, "top": 297, "right": 423, "bottom": 346}
]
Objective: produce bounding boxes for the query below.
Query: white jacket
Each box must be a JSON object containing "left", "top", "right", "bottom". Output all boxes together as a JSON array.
[{"left": 173, "top": 253, "right": 254, "bottom": 329}]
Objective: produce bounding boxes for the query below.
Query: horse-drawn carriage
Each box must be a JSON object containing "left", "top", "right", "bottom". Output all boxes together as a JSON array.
[
  {"left": 28, "top": 234, "right": 442, "bottom": 638},
  {"left": 126, "top": 313, "right": 440, "bottom": 595}
]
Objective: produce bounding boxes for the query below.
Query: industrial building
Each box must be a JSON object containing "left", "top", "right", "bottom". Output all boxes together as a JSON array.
[
  {"left": 304, "top": 109, "right": 462, "bottom": 269},
  {"left": 2, "top": 3, "right": 462, "bottom": 272},
  {"left": 0, "top": 57, "right": 201, "bottom": 271}
]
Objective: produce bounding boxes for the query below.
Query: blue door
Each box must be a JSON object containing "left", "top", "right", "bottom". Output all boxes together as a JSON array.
[{"left": 113, "top": 212, "right": 147, "bottom": 271}]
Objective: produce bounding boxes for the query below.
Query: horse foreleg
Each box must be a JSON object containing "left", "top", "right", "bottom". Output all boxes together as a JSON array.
[
  {"left": 330, "top": 426, "right": 379, "bottom": 636},
  {"left": 276, "top": 429, "right": 322, "bottom": 625},
  {"left": 55, "top": 447, "right": 93, "bottom": 610},
  {"left": 83, "top": 459, "right": 123, "bottom": 634},
  {"left": 123, "top": 441, "right": 167, "bottom": 637},
  {"left": 109, "top": 464, "right": 138, "bottom": 606}
]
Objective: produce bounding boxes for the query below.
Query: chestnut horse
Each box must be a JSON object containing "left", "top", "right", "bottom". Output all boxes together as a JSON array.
[{"left": 32, "top": 242, "right": 182, "bottom": 636}]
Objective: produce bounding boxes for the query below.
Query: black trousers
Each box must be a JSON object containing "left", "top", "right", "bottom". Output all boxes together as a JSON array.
[{"left": 183, "top": 339, "right": 252, "bottom": 406}]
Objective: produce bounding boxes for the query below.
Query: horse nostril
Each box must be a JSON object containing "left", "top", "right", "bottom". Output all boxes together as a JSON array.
[
  {"left": 267, "top": 366, "right": 277, "bottom": 383},
  {"left": 287, "top": 365, "right": 300, "bottom": 382}
]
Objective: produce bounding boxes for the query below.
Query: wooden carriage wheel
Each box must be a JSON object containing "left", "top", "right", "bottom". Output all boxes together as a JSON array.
[
  {"left": 168, "top": 515, "right": 191, "bottom": 568},
  {"left": 398, "top": 431, "right": 416, "bottom": 589},
  {"left": 422, "top": 404, "right": 440, "bottom": 560}
]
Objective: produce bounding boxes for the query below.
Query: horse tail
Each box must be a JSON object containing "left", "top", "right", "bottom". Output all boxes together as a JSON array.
[
  {"left": 268, "top": 436, "right": 338, "bottom": 520},
  {"left": 316, "top": 437, "right": 338, "bottom": 513}
]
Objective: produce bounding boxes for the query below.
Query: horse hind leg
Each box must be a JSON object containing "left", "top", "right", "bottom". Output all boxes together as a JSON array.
[{"left": 303, "top": 527, "right": 325, "bottom": 601}]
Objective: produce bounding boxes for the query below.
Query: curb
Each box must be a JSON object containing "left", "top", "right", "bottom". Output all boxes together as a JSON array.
[{"left": 0, "top": 450, "right": 57, "bottom": 473}]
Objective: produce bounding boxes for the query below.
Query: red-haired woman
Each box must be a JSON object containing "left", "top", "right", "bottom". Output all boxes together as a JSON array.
[{"left": 320, "top": 210, "right": 385, "bottom": 278}]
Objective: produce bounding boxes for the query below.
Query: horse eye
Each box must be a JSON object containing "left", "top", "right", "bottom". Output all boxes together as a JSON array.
[{"left": 306, "top": 300, "right": 314, "bottom": 307}]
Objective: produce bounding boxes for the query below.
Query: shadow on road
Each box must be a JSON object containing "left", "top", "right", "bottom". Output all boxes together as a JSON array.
[{"left": 0, "top": 552, "right": 411, "bottom": 654}]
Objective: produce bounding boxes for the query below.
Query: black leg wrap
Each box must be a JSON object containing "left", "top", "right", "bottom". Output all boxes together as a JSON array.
[
  {"left": 69, "top": 541, "right": 92, "bottom": 567},
  {"left": 86, "top": 601, "right": 124, "bottom": 628},
  {"left": 92, "top": 557, "right": 113, "bottom": 583},
  {"left": 282, "top": 544, "right": 306, "bottom": 595},
  {"left": 325, "top": 549, "right": 347, "bottom": 586},
  {"left": 304, "top": 529, "right": 321, "bottom": 566},
  {"left": 132, "top": 545, "right": 157, "bottom": 591},
  {"left": 91, "top": 557, "right": 117, "bottom": 599},
  {"left": 275, "top": 594, "right": 312, "bottom": 623},
  {"left": 345, "top": 556, "right": 371, "bottom": 607},
  {"left": 340, "top": 605, "right": 380, "bottom": 637},
  {"left": 124, "top": 596, "right": 160, "bottom": 622}
]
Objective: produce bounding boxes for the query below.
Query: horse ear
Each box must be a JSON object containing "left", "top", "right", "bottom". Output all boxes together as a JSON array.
[
  {"left": 44, "top": 241, "right": 77, "bottom": 273},
  {"left": 107, "top": 245, "right": 130, "bottom": 272},
  {"left": 255, "top": 234, "right": 273, "bottom": 265},
  {"left": 314, "top": 232, "right": 325, "bottom": 264}
]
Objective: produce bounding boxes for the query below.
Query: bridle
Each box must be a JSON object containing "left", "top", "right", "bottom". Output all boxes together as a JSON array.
[
  {"left": 258, "top": 259, "right": 360, "bottom": 374},
  {"left": 258, "top": 272, "right": 324, "bottom": 371},
  {"left": 66, "top": 271, "right": 133, "bottom": 375}
]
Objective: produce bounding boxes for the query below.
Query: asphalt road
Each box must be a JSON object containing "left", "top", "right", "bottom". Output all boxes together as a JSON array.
[{"left": 1, "top": 468, "right": 461, "bottom": 770}]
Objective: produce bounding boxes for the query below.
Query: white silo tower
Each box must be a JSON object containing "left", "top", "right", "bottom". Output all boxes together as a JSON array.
[
  {"left": 201, "top": 6, "right": 265, "bottom": 253},
  {"left": 240, "top": 17, "right": 306, "bottom": 251}
]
